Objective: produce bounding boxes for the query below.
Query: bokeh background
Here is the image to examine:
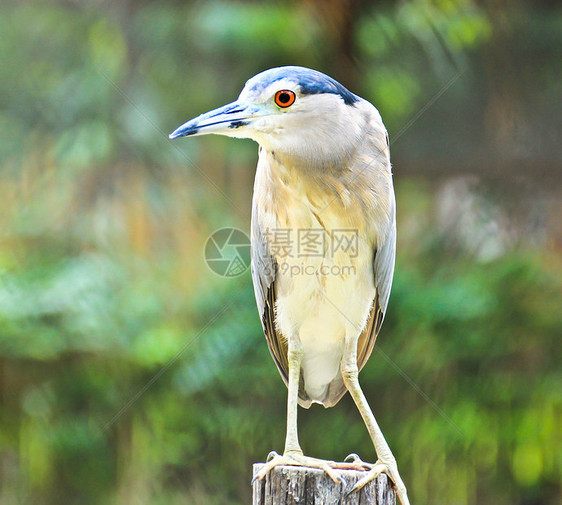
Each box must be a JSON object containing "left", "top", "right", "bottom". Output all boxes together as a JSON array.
[{"left": 0, "top": 0, "right": 560, "bottom": 504}]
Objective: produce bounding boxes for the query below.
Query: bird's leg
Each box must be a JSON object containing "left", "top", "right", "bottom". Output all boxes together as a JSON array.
[
  {"left": 341, "top": 338, "right": 411, "bottom": 505},
  {"left": 252, "top": 337, "right": 343, "bottom": 484},
  {"left": 284, "top": 336, "right": 304, "bottom": 456}
]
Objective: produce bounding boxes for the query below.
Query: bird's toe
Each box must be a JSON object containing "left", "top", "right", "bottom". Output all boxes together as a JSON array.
[
  {"left": 346, "top": 460, "right": 410, "bottom": 505},
  {"left": 251, "top": 452, "right": 346, "bottom": 485}
]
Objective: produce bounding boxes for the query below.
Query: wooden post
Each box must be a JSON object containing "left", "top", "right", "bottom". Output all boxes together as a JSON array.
[{"left": 252, "top": 464, "right": 396, "bottom": 505}]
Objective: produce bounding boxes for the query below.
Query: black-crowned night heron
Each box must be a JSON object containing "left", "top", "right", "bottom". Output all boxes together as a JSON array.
[{"left": 170, "top": 66, "right": 409, "bottom": 505}]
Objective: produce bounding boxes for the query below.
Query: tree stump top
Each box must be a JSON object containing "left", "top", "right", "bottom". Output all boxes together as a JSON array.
[{"left": 252, "top": 463, "right": 396, "bottom": 505}]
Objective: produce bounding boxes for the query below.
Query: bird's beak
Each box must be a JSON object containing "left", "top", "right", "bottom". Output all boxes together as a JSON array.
[{"left": 169, "top": 100, "right": 264, "bottom": 140}]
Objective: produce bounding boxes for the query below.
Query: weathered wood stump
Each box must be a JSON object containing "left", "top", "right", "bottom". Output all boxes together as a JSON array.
[{"left": 252, "top": 464, "right": 396, "bottom": 505}]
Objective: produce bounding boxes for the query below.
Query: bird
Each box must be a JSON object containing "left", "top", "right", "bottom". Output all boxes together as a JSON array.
[{"left": 169, "top": 66, "right": 410, "bottom": 505}]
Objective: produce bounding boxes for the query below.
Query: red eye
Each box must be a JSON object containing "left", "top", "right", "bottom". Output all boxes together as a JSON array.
[{"left": 274, "top": 89, "right": 296, "bottom": 108}]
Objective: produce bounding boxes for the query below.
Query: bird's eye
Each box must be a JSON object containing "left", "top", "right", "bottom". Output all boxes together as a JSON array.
[{"left": 274, "top": 90, "right": 296, "bottom": 108}]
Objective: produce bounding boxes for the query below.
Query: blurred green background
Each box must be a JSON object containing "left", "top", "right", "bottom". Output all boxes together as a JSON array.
[{"left": 0, "top": 0, "right": 560, "bottom": 504}]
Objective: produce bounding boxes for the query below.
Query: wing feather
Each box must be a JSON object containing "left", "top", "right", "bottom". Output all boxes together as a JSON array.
[
  {"left": 250, "top": 213, "right": 289, "bottom": 386},
  {"left": 359, "top": 198, "right": 396, "bottom": 369}
]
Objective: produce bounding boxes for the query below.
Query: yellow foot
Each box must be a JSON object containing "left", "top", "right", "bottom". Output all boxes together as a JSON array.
[
  {"left": 346, "top": 455, "right": 410, "bottom": 505},
  {"left": 252, "top": 450, "right": 345, "bottom": 485}
]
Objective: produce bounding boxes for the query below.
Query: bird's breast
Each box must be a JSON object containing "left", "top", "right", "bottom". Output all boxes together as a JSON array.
[{"left": 269, "top": 194, "right": 376, "bottom": 346}]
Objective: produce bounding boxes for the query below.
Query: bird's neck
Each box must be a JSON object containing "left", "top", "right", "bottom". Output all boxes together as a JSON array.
[
  {"left": 257, "top": 147, "right": 342, "bottom": 190},
  {"left": 257, "top": 144, "right": 354, "bottom": 178}
]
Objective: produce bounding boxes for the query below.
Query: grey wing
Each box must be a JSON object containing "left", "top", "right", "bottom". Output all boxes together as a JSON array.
[
  {"left": 250, "top": 215, "right": 289, "bottom": 386},
  {"left": 323, "top": 197, "right": 396, "bottom": 407},
  {"left": 373, "top": 196, "right": 397, "bottom": 316},
  {"left": 358, "top": 195, "right": 396, "bottom": 370}
]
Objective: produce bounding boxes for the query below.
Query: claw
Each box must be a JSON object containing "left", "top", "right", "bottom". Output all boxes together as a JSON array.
[
  {"left": 344, "top": 453, "right": 361, "bottom": 463},
  {"left": 266, "top": 451, "right": 279, "bottom": 462}
]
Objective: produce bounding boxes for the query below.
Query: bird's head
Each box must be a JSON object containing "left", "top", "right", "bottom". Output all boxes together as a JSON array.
[{"left": 169, "top": 66, "right": 368, "bottom": 166}]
